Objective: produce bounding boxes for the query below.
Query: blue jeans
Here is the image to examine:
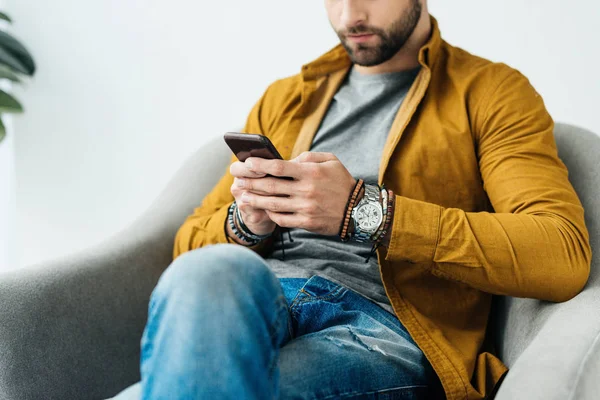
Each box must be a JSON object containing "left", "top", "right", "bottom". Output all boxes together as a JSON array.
[{"left": 109, "top": 244, "right": 443, "bottom": 400}]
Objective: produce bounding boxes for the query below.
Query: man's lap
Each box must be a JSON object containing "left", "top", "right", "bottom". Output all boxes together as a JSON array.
[
  {"left": 108, "top": 245, "right": 442, "bottom": 399},
  {"left": 277, "top": 275, "right": 439, "bottom": 399}
]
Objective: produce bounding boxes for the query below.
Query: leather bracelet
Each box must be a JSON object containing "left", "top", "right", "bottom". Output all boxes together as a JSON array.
[
  {"left": 374, "top": 189, "right": 394, "bottom": 246},
  {"left": 371, "top": 185, "right": 387, "bottom": 241},
  {"left": 339, "top": 179, "right": 364, "bottom": 242},
  {"left": 227, "top": 201, "right": 260, "bottom": 246},
  {"left": 371, "top": 185, "right": 388, "bottom": 242},
  {"left": 363, "top": 189, "right": 394, "bottom": 263},
  {"left": 228, "top": 202, "right": 261, "bottom": 245},
  {"left": 235, "top": 202, "right": 273, "bottom": 241}
]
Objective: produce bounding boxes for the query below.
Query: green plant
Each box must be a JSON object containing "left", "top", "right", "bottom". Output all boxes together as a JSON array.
[{"left": 0, "top": 11, "right": 35, "bottom": 143}]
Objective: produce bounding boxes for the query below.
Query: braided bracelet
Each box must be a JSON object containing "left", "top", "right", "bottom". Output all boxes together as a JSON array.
[
  {"left": 374, "top": 189, "right": 394, "bottom": 246},
  {"left": 371, "top": 185, "right": 389, "bottom": 243}
]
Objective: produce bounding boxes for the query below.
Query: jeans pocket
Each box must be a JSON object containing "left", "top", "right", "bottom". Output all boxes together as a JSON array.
[{"left": 291, "top": 275, "right": 348, "bottom": 305}]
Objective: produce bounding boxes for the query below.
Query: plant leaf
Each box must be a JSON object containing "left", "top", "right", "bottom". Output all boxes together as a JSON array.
[
  {"left": 0, "top": 30, "right": 35, "bottom": 75},
  {"left": 0, "top": 89, "right": 23, "bottom": 113},
  {"left": 0, "top": 117, "right": 5, "bottom": 144},
  {"left": 0, "top": 45, "right": 27, "bottom": 74},
  {"left": 0, "top": 12, "right": 11, "bottom": 23},
  {"left": 0, "top": 65, "right": 20, "bottom": 82}
]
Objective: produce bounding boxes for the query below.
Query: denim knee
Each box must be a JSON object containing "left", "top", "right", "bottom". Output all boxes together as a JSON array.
[{"left": 153, "top": 244, "right": 277, "bottom": 300}]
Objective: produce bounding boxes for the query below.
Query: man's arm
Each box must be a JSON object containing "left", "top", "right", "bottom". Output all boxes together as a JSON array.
[{"left": 384, "top": 68, "right": 591, "bottom": 302}]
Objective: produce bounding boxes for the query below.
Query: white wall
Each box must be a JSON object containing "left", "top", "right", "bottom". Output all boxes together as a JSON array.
[
  {"left": 6, "top": 0, "right": 600, "bottom": 268},
  {"left": 0, "top": 0, "right": 15, "bottom": 270},
  {"left": 0, "top": 115, "right": 15, "bottom": 270},
  {"left": 430, "top": 1, "right": 600, "bottom": 134}
]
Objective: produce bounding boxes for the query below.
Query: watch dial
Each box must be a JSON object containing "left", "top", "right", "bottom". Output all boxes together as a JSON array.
[{"left": 356, "top": 204, "right": 382, "bottom": 230}]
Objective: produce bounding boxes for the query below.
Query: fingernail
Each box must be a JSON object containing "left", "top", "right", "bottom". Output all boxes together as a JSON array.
[
  {"left": 246, "top": 160, "right": 253, "bottom": 170},
  {"left": 241, "top": 192, "right": 249, "bottom": 203},
  {"left": 237, "top": 179, "right": 245, "bottom": 188}
]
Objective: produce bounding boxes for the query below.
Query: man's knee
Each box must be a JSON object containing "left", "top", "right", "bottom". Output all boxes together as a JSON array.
[{"left": 154, "top": 244, "right": 275, "bottom": 297}]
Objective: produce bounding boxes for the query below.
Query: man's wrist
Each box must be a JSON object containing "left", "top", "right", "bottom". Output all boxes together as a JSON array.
[
  {"left": 226, "top": 202, "right": 270, "bottom": 246},
  {"left": 347, "top": 185, "right": 395, "bottom": 247},
  {"left": 226, "top": 210, "right": 259, "bottom": 246},
  {"left": 226, "top": 219, "right": 255, "bottom": 246}
]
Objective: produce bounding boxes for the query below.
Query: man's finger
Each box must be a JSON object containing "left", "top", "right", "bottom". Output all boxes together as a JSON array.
[
  {"left": 264, "top": 210, "right": 301, "bottom": 229},
  {"left": 239, "top": 177, "right": 295, "bottom": 195},
  {"left": 292, "top": 151, "right": 337, "bottom": 163},
  {"left": 245, "top": 158, "right": 300, "bottom": 179},
  {"left": 230, "top": 161, "right": 266, "bottom": 178},
  {"left": 241, "top": 192, "right": 296, "bottom": 213}
]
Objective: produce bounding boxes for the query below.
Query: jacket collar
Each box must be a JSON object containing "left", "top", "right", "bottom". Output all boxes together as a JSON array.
[{"left": 300, "top": 15, "right": 442, "bottom": 81}]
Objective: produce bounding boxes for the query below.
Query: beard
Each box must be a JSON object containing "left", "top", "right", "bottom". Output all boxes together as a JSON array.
[{"left": 336, "top": 0, "right": 422, "bottom": 67}]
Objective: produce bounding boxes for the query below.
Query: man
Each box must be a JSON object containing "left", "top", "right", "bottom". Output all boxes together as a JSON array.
[{"left": 115, "top": 1, "right": 591, "bottom": 399}]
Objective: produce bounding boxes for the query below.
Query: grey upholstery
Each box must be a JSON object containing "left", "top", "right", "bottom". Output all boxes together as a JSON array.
[
  {"left": 493, "top": 123, "right": 600, "bottom": 400},
  {"left": 0, "top": 138, "right": 232, "bottom": 400},
  {"left": 0, "top": 123, "right": 598, "bottom": 400}
]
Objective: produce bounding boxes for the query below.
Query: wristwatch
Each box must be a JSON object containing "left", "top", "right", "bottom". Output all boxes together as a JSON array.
[{"left": 351, "top": 184, "right": 383, "bottom": 242}]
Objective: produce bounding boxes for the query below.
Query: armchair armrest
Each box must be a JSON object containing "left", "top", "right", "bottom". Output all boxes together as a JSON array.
[
  {"left": 494, "top": 283, "right": 600, "bottom": 400},
  {"left": 0, "top": 136, "right": 231, "bottom": 400},
  {"left": 492, "top": 123, "right": 600, "bottom": 400}
]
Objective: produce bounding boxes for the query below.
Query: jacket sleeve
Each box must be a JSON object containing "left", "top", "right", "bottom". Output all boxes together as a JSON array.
[
  {"left": 172, "top": 88, "right": 273, "bottom": 260},
  {"left": 384, "top": 68, "right": 591, "bottom": 302}
]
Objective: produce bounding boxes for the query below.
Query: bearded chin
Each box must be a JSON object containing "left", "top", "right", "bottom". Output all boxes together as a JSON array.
[
  {"left": 338, "top": 0, "right": 422, "bottom": 67},
  {"left": 342, "top": 38, "right": 402, "bottom": 67}
]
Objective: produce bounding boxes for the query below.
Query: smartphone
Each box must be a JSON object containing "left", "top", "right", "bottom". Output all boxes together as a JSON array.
[
  {"left": 224, "top": 132, "right": 284, "bottom": 161},
  {"left": 224, "top": 132, "right": 293, "bottom": 180}
]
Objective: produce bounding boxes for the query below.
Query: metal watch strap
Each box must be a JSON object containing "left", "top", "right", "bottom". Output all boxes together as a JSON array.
[{"left": 352, "top": 184, "right": 382, "bottom": 243}]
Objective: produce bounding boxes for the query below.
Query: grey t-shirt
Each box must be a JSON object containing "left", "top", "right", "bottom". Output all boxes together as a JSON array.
[{"left": 264, "top": 65, "right": 420, "bottom": 315}]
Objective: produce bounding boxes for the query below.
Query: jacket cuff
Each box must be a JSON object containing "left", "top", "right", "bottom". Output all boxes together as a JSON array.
[{"left": 384, "top": 195, "right": 442, "bottom": 264}]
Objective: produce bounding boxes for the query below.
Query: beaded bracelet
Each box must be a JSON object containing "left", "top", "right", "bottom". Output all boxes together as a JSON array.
[
  {"left": 339, "top": 179, "right": 365, "bottom": 242},
  {"left": 339, "top": 178, "right": 364, "bottom": 237}
]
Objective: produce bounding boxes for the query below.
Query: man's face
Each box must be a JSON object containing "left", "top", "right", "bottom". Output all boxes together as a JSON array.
[{"left": 326, "top": 0, "right": 423, "bottom": 67}]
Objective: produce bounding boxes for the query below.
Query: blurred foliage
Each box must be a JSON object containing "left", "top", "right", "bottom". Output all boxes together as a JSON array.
[{"left": 0, "top": 11, "right": 35, "bottom": 143}]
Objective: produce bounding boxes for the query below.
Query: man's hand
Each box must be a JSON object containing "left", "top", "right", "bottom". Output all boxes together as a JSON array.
[
  {"left": 229, "top": 160, "right": 277, "bottom": 236},
  {"left": 232, "top": 152, "right": 357, "bottom": 236}
]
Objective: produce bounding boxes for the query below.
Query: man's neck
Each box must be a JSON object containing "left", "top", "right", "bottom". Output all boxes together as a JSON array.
[{"left": 353, "top": 14, "right": 432, "bottom": 75}]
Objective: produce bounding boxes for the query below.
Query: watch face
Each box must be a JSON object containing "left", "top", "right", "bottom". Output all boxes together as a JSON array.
[{"left": 356, "top": 203, "right": 382, "bottom": 231}]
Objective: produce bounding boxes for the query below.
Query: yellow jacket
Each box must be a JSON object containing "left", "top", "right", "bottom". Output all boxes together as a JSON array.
[{"left": 173, "top": 16, "right": 591, "bottom": 400}]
